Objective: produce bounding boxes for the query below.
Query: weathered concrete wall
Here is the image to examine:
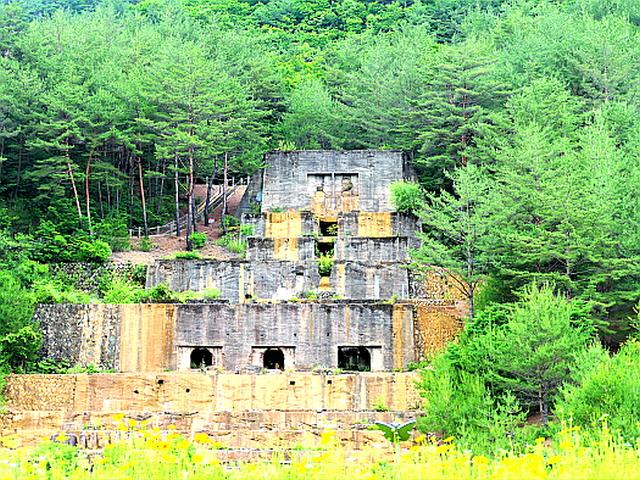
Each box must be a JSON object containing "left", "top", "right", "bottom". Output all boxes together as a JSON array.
[
  {"left": 235, "top": 169, "right": 264, "bottom": 216},
  {"left": 333, "top": 262, "right": 410, "bottom": 300},
  {"left": 247, "top": 237, "right": 317, "bottom": 261},
  {"left": 0, "top": 372, "right": 421, "bottom": 450},
  {"left": 245, "top": 211, "right": 418, "bottom": 242},
  {"left": 334, "top": 237, "right": 410, "bottom": 262},
  {"left": 119, "top": 304, "right": 177, "bottom": 372},
  {"left": 37, "top": 301, "right": 461, "bottom": 372},
  {"left": 36, "top": 304, "right": 121, "bottom": 370},
  {"left": 262, "top": 151, "right": 406, "bottom": 213},
  {"left": 341, "top": 212, "right": 419, "bottom": 239},
  {"left": 147, "top": 260, "right": 247, "bottom": 300},
  {"left": 147, "top": 259, "right": 415, "bottom": 301},
  {"left": 246, "top": 237, "right": 411, "bottom": 263},
  {"left": 4, "top": 372, "right": 421, "bottom": 412},
  {"left": 175, "top": 301, "right": 414, "bottom": 371},
  {"left": 36, "top": 304, "right": 177, "bottom": 372},
  {"left": 412, "top": 302, "right": 464, "bottom": 359},
  {"left": 408, "top": 270, "right": 469, "bottom": 317}
]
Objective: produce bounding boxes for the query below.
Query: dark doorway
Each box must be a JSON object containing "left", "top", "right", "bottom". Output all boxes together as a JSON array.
[
  {"left": 263, "top": 348, "right": 285, "bottom": 370},
  {"left": 316, "top": 241, "right": 334, "bottom": 255},
  {"left": 319, "top": 220, "right": 338, "bottom": 237},
  {"left": 190, "top": 348, "right": 213, "bottom": 369},
  {"left": 338, "top": 346, "right": 371, "bottom": 372}
]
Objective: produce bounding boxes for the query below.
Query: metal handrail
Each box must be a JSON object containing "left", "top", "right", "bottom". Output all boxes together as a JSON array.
[{"left": 129, "top": 185, "right": 238, "bottom": 237}]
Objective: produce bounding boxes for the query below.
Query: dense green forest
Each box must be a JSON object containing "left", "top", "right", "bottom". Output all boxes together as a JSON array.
[{"left": 0, "top": 0, "right": 640, "bottom": 451}]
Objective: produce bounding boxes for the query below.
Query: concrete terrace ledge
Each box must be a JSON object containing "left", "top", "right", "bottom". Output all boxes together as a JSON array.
[{"left": 4, "top": 372, "right": 422, "bottom": 413}]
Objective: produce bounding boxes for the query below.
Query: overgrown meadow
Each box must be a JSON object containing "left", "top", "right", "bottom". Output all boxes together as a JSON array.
[{"left": 1, "top": 422, "right": 640, "bottom": 480}]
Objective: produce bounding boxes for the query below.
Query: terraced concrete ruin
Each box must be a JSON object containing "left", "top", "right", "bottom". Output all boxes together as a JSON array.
[{"left": 3, "top": 150, "right": 467, "bottom": 448}]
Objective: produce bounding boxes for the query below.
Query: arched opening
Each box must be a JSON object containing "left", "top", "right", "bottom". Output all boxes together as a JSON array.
[
  {"left": 338, "top": 346, "right": 371, "bottom": 372},
  {"left": 190, "top": 348, "right": 213, "bottom": 369},
  {"left": 263, "top": 348, "right": 285, "bottom": 370}
]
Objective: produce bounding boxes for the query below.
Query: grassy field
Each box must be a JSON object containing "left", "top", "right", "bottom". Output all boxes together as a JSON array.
[{"left": 0, "top": 419, "right": 638, "bottom": 479}]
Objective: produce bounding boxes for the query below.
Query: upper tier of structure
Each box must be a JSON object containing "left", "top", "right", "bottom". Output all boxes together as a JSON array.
[{"left": 256, "top": 150, "right": 414, "bottom": 214}]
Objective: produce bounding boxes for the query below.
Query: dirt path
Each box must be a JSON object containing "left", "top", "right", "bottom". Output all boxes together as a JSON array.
[{"left": 111, "top": 185, "right": 247, "bottom": 264}]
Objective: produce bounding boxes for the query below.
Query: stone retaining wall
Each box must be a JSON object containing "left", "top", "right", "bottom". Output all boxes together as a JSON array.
[{"left": 4, "top": 372, "right": 421, "bottom": 412}]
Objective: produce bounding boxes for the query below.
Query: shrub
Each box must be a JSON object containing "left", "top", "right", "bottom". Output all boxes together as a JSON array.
[
  {"left": 239, "top": 224, "right": 254, "bottom": 236},
  {"left": 556, "top": 340, "right": 640, "bottom": 439},
  {"left": 174, "top": 252, "right": 201, "bottom": 260},
  {"left": 202, "top": 287, "right": 221, "bottom": 300},
  {"left": 487, "top": 285, "right": 593, "bottom": 422},
  {"left": 95, "top": 216, "right": 130, "bottom": 252},
  {"left": 175, "top": 290, "right": 200, "bottom": 303},
  {"left": 326, "top": 223, "right": 338, "bottom": 236},
  {"left": 138, "top": 237, "right": 154, "bottom": 252},
  {"left": 31, "top": 280, "right": 94, "bottom": 304},
  {"left": 76, "top": 239, "right": 112, "bottom": 263},
  {"left": 317, "top": 253, "right": 333, "bottom": 276},
  {"left": 135, "top": 283, "right": 178, "bottom": 303},
  {"left": 0, "top": 270, "right": 35, "bottom": 331},
  {"left": 390, "top": 181, "right": 423, "bottom": 214},
  {"left": 301, "top": 290, "right": 319, "bottom": 300},
  {"left": 189, "top": 232, "right": 207, "bottom": 249},
  {"left": 215, "top": 234, "right": 246, "bottom": 255},
  {"left": 102, "top": 278, "right": 143, "bottom": 303},
  {"left": 222, "top": 215, "right": 240, "bottom": 229},
  {"left": 372, "top": 397, "right": 390, "bottom": 412},
  {"left": 0, "top": 325, "right": 42, "bottom": 372},
  {"left": 418, "top": 355, "right": 530, "bottom": 453},
  {"left": 225, "top": 239, "right": 246, "bottom": 255}
]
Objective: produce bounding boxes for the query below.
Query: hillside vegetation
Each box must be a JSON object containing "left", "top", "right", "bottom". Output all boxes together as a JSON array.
[{"left": 0, "top": 0, "right": 639, "bottom": 456}]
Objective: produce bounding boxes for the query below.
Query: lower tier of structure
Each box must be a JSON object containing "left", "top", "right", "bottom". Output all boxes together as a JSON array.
[
  {"left": 1, "top": 372, "right": 421, "bottom": 451},
  {"left": 36, "top": 301, "right": 462, "bottom": 372}
]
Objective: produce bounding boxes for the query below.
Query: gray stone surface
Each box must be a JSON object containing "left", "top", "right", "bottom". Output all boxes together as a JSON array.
[
  {"left": 175, "top": 301, "right": 410, "bottom": 371},
  {"left": 35, "top": 304, "right": 121, "bottom": 370},
  {"left": 333, "top": 262, "right": 410, "bottom": 300},
  {"left": 36, "top": 301, "right": 417, "bottom": 371},
  {"left": 147, "top": 258, "right": 414, "bottom": 301},
  {"left": 246, "top": 237, "right": 317, "bottom": 261},
  {"left": 261, "top": 150, "right": 408, "bottom": 212}
]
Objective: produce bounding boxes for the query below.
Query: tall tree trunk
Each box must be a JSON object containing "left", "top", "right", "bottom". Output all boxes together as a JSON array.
[
  {"left": 85, "top": 151, "right": 93, "bottom": 234},
  {"left": 191, "top": 189, "right": 197, "bottom": 233},
  {"left": 157, "top": 158, "right": 166, "bottom": 216},
  {"left": 174, "top": 154, "right": 180, "bottom": 237},
  {"left": 137, "top": 153, "right": 149, "bottom": 237},
  {"left": 98, "top": 181, "right": 105, "bottom": 219},
  {"left": 204, "top": 157, "right": 218, "bottom": 227},
  {"left": 222, "top": 151, "right": 229, "bottom": 233},
  {"left": 65, "top": 144, "right": 83, "bottom": 225},
  {"left": 128, "top": 159, "right": 134, "bottom": 220},
  {"left": 185, "top": 146, "right": 195, "bottom": 250}
]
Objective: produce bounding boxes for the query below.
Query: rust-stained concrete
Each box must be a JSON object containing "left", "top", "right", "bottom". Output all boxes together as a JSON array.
[
  {"left": 1, "top": 372, "right": 422, "bottom": 449},
  {"left": 4, "top": 372, "right": 420, "bottom": 412},
  {"left": 37, "top": 301, "right": 462, "bottom": 372}
]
